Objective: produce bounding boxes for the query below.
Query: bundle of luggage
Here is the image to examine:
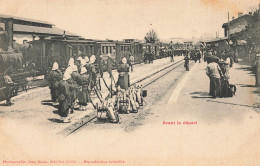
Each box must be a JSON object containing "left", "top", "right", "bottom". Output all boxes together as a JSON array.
[
  {"left": 115, "top": 84, "right": 146, "bottom": 114},
  {"left": 96, "top": 84, "right": 147, "bottom": 123},
  {"left": 96, "top": 98, "right": 120, "bottom": 123}
]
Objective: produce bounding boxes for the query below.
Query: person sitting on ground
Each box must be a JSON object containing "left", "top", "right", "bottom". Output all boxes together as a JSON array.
[{"left": 4, "top": 73, "right": 15, "bottom": 106}]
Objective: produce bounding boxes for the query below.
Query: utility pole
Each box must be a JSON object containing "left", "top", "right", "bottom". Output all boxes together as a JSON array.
[{"left": 228, "top": 12, "right": 230, "bottom": 49}]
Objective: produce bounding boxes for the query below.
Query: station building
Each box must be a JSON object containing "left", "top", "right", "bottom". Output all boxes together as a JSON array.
[{"left": 0, "top": 14, "right": 79, "bottom": 46}]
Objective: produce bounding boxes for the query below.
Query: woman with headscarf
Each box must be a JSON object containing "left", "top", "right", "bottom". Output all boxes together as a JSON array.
[
  {"left": 117, "top": 57, "right": 130, "bottom": 90},
  {"left": 58, "top": 67, "right": 73, "bottom": 123},
  {"left": 78, "top": 67, "right": 90, "bottom": 111},
  {"left": 68, "top": 57, "right": 74, "bottom": 68},
  {"left": 70, "top": 64, "right": 81, "bottom": 110},
  {"left": 49, "top": 62, "right": 62, "bottom": 104}
]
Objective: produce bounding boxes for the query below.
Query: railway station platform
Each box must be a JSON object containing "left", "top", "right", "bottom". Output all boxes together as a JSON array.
[{"left": 136, "top": 59, "right": 260, "bottom": 165}]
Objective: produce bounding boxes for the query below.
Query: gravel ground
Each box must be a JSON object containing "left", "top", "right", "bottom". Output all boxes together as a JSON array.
[
  {"left": 67, "top": 60, "right": 194, "bottom": 135},
  {"left": 1, "top": 58, "right": 258, "bottom": 166}
]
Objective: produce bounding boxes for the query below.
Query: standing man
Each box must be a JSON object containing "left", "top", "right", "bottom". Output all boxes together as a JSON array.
[
  {"left": 49, "top": 62, "right": 63, "bottom": 105},
  {"left": 144, "top": 51, "right": 147, "bottom": 63},
  {"left": 107, "top": 53, "right": 113, "bottom": 77},
  {"left": 196, "top": 49, "right": 201, "bottom": 63},
  {"left": 206, "top": 62, "right": 224, "bottom": 98},
  {"left": 128, "top": 53, "right": 134, "bottom": 72},
  {"left": 184, "top": 53, "right": 190, "bottom": 71},
  {"left": 107, "top": 53, "right": 115, "bottom": 97}
]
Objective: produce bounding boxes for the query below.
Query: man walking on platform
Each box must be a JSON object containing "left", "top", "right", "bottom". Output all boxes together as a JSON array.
[
  {"left": 184, "top": 54, "right": 190, "bottom": 71},
  {"left": 128, "top": 53, "right": 134, "bottom": 72},
  {"left": 196, "top": 49, "right": 201, "bottom": 63},
  {"left": 206, "top": 61, "right": 224, "bottom": 98}
]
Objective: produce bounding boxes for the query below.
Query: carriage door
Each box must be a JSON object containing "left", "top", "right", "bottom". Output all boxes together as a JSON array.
[{"left": 155, "top": 46, "right": 157, "bottom": 57}]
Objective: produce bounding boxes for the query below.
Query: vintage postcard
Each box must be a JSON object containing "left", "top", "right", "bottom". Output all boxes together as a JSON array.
[{"left": 0, "top": 0, "right": 260, "bottom": 165}]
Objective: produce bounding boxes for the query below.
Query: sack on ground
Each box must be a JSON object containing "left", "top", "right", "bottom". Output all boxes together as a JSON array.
[{"left": 228, "top": 84, "right": 236, "bottom": 97}]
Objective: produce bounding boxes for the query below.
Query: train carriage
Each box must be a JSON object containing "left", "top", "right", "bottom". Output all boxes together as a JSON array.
[
  {"left": 94, "top": 41, "right": 117, "bottom": 71},
  {"left": 28, "top": 38, "right": 96, "bottom": 75},
  {"left": 132, "top": 42, "right": 143, "bottom": 64},
  {"left": 115, "top": 41, "right": 132, "bottom": 65},
  {"left": 142, "top": 43, "right": 160, "bottom": 63},
  {"left": 142, "top": 43, "right": 159, "bottom": 58},
  {"left": 27, "top": 37, "right": 165, "bottom": 77}
]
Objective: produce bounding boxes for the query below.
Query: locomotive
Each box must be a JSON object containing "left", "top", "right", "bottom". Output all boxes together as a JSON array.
[{"left": 0, "top": 20, "right": 32, "bottom": 101}]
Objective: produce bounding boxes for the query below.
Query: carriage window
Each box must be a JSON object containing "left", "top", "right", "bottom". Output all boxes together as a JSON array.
[
  {"left": 124, "top": 46, "right": 129, "bottom": 52},
  {"left": 102, "top": 46, "right": 105, "bottom": 54},
  {"left": 135, "top": 45, "right": 138, "bottom": 53},
  {"left": 72, "top": 46, "right": 78, "bottom": 56},
  {"left": 121, "top": 46, "right": 124, "bottom": 51},
  {"left": 90, "top": 46, "right": 94, "bottom": 55},
  {"left": 79, "top": 46, "right": 84, "bottom": 54},
  {"left": 112, "top": 48, "right": 116, "bottom": 55},
  {"left": 106, "top": 46, "right": 108, "bottom": 54},
  {"left": 85, "top": 46, "right": 90, "bottom": 56}
]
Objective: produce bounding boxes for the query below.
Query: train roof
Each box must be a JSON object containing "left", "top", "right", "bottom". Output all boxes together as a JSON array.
[{"left": 29, "top": 39, "right": 96, "bottom": 44}]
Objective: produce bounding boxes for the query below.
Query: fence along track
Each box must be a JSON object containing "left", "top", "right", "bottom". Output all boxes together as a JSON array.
[{"left": 61, "top": 59, "right": 185, "bottom": 137}]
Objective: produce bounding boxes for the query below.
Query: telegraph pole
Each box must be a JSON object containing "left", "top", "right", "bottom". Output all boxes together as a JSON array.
[{"left": 228, "top": 12, "right": 230, "bottom": 49}]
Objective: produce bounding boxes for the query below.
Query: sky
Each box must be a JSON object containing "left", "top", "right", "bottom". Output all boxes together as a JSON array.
[{"left": 0, "top": 0, "right": 259, "bottom": 41}]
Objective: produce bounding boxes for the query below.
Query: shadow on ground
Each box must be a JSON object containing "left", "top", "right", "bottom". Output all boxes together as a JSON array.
[
  {"left": 41, "top": 100, "right": 59, "bottom": 108},
  {"left": 207, "top": 99, "right": 257, "bottom": 109},
  {"left": 190, "top": 91, "right": 212, "bottom": 98},
  {"left": 236, "top": 84, "right": 256, "bottom": 88},
  {"left": 48, "top": 118, "right": 64, "bottom": 123}
]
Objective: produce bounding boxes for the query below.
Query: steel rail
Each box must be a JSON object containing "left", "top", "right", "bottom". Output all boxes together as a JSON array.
[{"left": 62, "top": 59, "right": 186, "bottom": 137}]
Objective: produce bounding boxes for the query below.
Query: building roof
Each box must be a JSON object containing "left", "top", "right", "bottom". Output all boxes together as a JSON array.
[
  {"left": 202, "top": 37, "right": 228, "bottom": 43},
  {"left": 0, "top": 14, "right": 53, "bottom": 25},
  {"left": 222, "top": 14, "right": 251, "bottom": 28},
  {"left": 0, "top": 14, "right": 79, "bottom": 37},
  {"left": 0, "top": 23, "right": 79, "bottom": 37}
]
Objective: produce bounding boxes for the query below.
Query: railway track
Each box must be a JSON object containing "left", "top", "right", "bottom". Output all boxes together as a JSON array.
[{"left": 59, "top": 59, "right": 190, "bottom": 137}]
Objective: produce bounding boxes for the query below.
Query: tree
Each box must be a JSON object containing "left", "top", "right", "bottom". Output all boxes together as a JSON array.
[{"left": 144, "top": 29, "right": 160, "bottom": 43}]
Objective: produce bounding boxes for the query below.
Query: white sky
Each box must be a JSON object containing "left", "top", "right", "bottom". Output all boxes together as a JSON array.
[{"left": 0, "top": 0, "right": 259, "bottom": 40}]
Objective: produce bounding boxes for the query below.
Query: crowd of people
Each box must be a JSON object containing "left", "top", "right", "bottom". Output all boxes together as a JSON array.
[
  {"left": 49, "top": 55, "right": 99, "bottom": 122},
  {"left": 205, "top": 49, "right": 237, "bottom": 98},
  {"left": 180, "top": 47, "right": 236, "bottom": 99},
  {"left": 48, "top": 52, "right": 142, "bottom": 123}
]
